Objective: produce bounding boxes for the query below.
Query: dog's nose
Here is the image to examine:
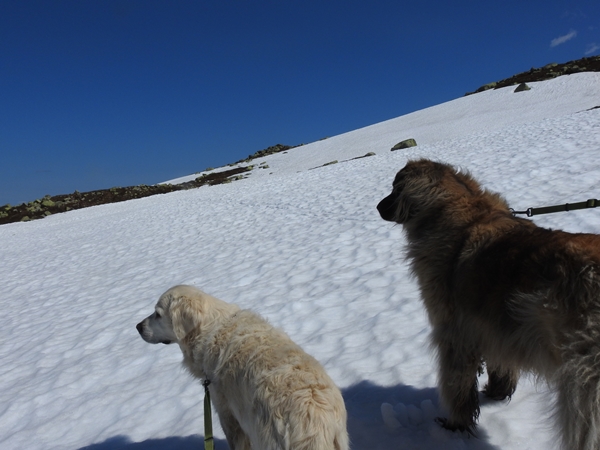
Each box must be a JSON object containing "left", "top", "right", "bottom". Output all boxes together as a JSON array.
[
  {"left": 377, "top": 195, "right": 396, "bottom": 221},
  {"left": 136, "top": 322, "right": 144, "bottom": 335}
]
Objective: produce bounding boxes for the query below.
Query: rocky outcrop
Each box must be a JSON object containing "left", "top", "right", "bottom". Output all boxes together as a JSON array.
[
  {"left": 465, "top": 55, "right": 600, "bottom": 95},
  {"left": 1, "top": 141, "right": 376, "bottom": 225},
  {"left": 0, "top": 166, "right": 253, "bottom": 225},
  {"left": 231, "top": 143, "right": 300, "bottom": 165}
]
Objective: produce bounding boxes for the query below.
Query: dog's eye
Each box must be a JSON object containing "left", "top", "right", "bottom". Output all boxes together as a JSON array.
[{"left": 155, "top": 312, "right": 161, "bottom": 319}]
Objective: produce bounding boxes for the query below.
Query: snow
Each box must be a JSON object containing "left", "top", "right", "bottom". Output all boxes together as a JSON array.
[{"left": 1, "top": 72, "right": 600, "bottom": 449}]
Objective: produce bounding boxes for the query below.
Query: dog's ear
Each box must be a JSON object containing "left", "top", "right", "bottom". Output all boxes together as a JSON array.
[
  {"left": 168, "top": 296, "right": 201, "bottom": 341},
  {"left": 393, "top": 188, "right": 418, "bottom": 223},
  {"left": 393, "top": 160, "right": 451, "bottom": 223}
]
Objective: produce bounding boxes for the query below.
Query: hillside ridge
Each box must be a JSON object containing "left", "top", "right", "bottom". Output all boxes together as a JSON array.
[
  {"left": 465, "top": 55, "right": 600, "bottom": 95},
  {"left": 2, "top": 55, "right": 599, "bottom": 225}
]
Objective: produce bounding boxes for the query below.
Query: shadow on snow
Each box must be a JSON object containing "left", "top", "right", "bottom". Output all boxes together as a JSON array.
[
  {"left": 78, "top": 435, "right": 228, "bottom": 450},
  {"left": 343, "top": 380, "right": 500, "bottom": 450},
  {"left": 79, "top": 381, "right": 500, "bottom": 450}
]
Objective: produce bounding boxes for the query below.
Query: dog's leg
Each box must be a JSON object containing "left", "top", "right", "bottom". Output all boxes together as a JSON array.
[
  {"left": 556, "top": 336, "right": 600, "bottom": 450},
  {"left": 483, "top": 366, "right": 518, "bottom": 401},
  {"left": 436, "top": 339, "right": 481, "bottom": 434},
  {"left": 217, "top": 408, "right": 252, "bottom": 450}
]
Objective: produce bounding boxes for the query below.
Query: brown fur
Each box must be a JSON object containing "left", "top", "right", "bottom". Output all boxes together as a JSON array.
[{"left": 378, "top": 159, "right": 600, "bottom": 449}]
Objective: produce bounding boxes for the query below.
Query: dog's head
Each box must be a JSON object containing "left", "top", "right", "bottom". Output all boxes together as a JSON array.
[
  {"left": 377, "top": 158, "right": 511, "bottom": 230},
  {"left": 136, "top": 285, "right": 239, "bottom": 345},
  {"left": 377, "top": 159, "right": 456, "bottom": 224}
]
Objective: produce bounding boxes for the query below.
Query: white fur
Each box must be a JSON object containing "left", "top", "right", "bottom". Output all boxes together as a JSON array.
[{"left": 137, "top": 285, "right": 349, "bottom": 450}]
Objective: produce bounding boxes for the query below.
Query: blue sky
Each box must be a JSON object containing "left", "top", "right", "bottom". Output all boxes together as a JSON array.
[{"left": 1, "top": 0, "right": 599, "bottom": 206}]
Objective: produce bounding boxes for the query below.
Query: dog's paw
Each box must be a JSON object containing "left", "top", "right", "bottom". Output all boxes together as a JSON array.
[
  {"left": 482, "top": 387, "right": 512, "bottom": 401},
  {"left": 435, "top": 417, "right": 477, "bottom": 437},
  {"left": 483, "top": 370, "right": 517, "bottom": 401},
  {"left": 482, "top": 382, "right": 516, "bottom": 402}
]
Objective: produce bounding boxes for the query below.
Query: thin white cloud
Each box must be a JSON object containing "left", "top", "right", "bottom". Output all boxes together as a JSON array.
[
  {"left": 585, "top": 43, "right": 600, "bottom": 55},
  {"left": 550, "top": 30, "right": 577, "bottom": 47}
]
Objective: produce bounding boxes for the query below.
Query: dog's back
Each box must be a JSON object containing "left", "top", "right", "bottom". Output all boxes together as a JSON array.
[{"left": 204, "top": 310, "right": 349, "bottom": 450}]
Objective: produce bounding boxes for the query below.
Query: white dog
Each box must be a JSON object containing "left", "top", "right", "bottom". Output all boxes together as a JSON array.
[{"left": 137, "top": 285, "right": 349, "bottom": 450}]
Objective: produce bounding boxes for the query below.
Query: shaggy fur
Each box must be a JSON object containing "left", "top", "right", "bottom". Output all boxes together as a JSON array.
[
  {"left": 377, "top": 159, "right": 600, "bottom": 450},
  {"left": 136, "top": 285, "right": 349, "bottom": 450}
]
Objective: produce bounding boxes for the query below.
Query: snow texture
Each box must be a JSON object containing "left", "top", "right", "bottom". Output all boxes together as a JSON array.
[{"left": 1, "top": 73, "right": 600, "bottom": 449}]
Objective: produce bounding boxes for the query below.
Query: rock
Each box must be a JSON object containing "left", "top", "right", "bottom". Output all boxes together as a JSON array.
[
  {"left": 514, "top": 83, "right": 531, "bottom": 92},
  {"left": 391, "top": 139, "right": 417, "bottom": 151}
]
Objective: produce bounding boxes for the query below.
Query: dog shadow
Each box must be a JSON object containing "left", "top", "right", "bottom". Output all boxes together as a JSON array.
[
  {"left": 77, "top": 435, "right": 229, "bottom": 450},
  {"left": 79, "top": 381, "right": 500, "bottom": 450},
  {"left": 342, "top": 380, "right": 501, "bottom": 450}
]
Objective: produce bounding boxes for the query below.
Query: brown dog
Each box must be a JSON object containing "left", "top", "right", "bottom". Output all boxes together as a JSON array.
[{"left": 378, "top": 158, "right": 600, "bottom": 450}]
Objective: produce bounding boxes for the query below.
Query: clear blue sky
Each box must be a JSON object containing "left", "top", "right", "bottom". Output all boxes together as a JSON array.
[{"left": 1, "top": 0, "right": 598, "bottom": 206}]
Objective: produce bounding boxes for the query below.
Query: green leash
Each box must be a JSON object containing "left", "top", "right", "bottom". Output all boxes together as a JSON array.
[
  {"left": 512, "top": 198, "right": 600, "bottom": 217},
  {"left": 203, "top": 379, "right": 214, "bottom": 450}
]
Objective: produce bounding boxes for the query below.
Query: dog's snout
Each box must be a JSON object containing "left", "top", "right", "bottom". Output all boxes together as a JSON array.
[
  {"left": 377, "top": 195, "right": 397, "bottom": 221},
  {"left": 136, "top": 321, "right": 144, "bottom": 335}
]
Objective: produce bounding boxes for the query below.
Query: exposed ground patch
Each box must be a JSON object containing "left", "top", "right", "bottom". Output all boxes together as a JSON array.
[{"left": 0, "top": 166, "right": 252, "bottom": 225}]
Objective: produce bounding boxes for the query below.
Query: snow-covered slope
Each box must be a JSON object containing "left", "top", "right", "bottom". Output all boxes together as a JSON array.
[
  {"left": 1, "top": 73, "right": 600, "bottom": 450},
  {"left": 168, "top": 72, "right": 600, "bottom": 185}
]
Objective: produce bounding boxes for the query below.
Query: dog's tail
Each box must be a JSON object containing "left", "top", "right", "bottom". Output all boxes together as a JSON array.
[
  {"left": 334, "top": 425, "right": 350, "bottom": 450},
  {"left": 288, "top": 389, "right": 350, "bottom": 450},
  {"left": 284, "top": 418, "right": 349, "bottom": 450},
  {"left": 555, "top": 329, "right": 600, "bottom": 450},
  {"left": 303, "top": 409, "right": 350, "bottom": 450},
  {"left": 312, "top": 426, "right": 349, "bottom": 450}
]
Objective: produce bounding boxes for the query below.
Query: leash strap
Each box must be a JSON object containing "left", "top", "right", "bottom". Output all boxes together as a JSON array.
[
  {"left": 512, "top": 198, "right": 600, "bottom": 217},
  {"left": 203, "top": 380, "right": 214, "bottom": 450}
]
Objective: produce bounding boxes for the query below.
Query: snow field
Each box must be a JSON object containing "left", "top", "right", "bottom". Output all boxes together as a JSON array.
[{"left": 1, "top": 74, "right": 600, "bottom": 449}]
